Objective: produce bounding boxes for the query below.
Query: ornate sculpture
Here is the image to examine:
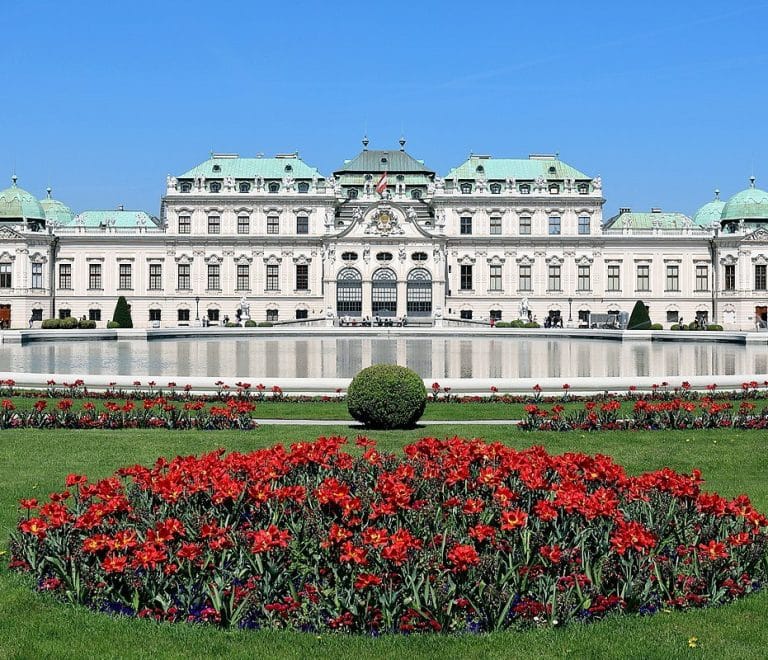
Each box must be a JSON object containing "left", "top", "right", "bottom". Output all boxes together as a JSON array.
[{"left": 592, "top": 176, "right": 602, "bottom": 190}]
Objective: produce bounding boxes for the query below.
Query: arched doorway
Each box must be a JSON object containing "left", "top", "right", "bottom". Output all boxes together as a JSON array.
[
  {"left": 406, "top": 268, "right": 432, "bottom": 316},
  {"left": 372, "top": 268, "right": 397, "bottom": 317},
  {"left": 336, "top": 268, "right": 362, "bottom": 316}
]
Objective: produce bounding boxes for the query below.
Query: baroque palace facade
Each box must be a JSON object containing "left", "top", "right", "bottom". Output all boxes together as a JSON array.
[{"left": 1, "top": 139, "right": 768, "bottom": 330}]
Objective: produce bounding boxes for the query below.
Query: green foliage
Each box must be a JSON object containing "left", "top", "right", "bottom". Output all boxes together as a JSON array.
[
  {"left": 650, "top": 323, "right": 663, "bottom": 330},
  {"left": 112, "top": 296, "right": 133, "bottom": 329},
  {"left": 347, "top": 364, "right": 427, "bottom": 429},
  {"left": 707, "top": 324, "right": 723, "bottom": 331},
  {"left": 59, "top": 316, "right": 78, "bottom": 329},
  {"left": 225, "top": 322, "right": 240, "bottom": 328},
  {"left": 243, "top": 320, "right": 258, "bottom": 327},
  {"left": 524, "top": 321, "right": 540, "bottom": 328},
  {"left": 40, "top": 318, "right": 61, "bottom": 329},
  {"left": 627, "top": 300, "right": 651, "bottom": 330},
  {"left": 256, "top": 321, "right": 272, "bottom": 327},
  {"left": 78, "top": 319, "right": 96, "bottom": 329},
  {"left": 106, "top": 321, "right": 120, "bottom": 329}
]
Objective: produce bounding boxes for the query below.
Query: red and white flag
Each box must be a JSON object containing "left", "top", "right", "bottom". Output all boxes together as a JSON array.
[{"left": 375, "top": 171, "right": 388, "bottom": 194}]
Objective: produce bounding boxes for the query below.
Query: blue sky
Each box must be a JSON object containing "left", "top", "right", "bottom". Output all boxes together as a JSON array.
[{"left": 2, "top": 0, "right": 767, "bottom": 217}]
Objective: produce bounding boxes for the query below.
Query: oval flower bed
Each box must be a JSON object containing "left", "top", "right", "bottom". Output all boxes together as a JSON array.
[{"left": 9, "top": 437, "right": 768, "bottom": 634}]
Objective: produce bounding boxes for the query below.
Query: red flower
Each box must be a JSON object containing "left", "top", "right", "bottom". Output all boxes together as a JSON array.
[
  {"left": 539, "top": 544, "right": 562, "bottom": 563},
  {"left": 698, "top": 540, "right": 728, "bottom": 561},
  {"left": 610, "top": 520, "right": 656, "bottom": 555},
  {"left": 500, "top": 508, "right": 529, "bottom": 530},
  {"left": 101, "top": 554, "right": 128, "bottom": 573},
  {"left": 447, "top": 543, "right": 480, "bottom": 573},
  {"left": 354, "top": 573, "right": 383, "bottom": 590}
]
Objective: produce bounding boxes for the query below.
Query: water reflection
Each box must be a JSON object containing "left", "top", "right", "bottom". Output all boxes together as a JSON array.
[{"left": 4, "top": 336, "right": 768, "bottom": 379}]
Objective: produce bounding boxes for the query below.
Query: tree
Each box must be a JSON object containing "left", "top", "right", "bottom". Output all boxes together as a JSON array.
[
  {"left": 112, "top": 296, "right": 133, "bottom": 328},
  {"left": 627, "top": 300, "right": 651, "bottom": 330}
]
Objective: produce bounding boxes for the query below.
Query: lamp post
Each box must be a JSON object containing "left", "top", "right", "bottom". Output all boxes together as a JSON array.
[
  {"left": 568, "top": 297, "right": 573, "bottom": 323},
  {"left": 195, "top": 296, "right": 200, "bottom": 321}
]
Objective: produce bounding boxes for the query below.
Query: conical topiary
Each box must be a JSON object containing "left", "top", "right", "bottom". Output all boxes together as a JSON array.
[
  {"left": 112, "top": 296, "right": 133, "bottom": 328},
  {"left": 627, "top": 300, "right": 651, "bottom": 330}
]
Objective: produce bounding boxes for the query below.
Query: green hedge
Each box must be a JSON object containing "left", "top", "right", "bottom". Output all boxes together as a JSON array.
[
  {"left": 107, "top": 321, "right": 120, "bottom": 329},
  {"left": 347, "top": 364, "right": 427, "bottom": 430}
]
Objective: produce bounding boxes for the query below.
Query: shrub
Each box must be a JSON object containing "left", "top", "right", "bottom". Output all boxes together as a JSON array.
[
  {"left": 494, "top": 321, "right": 512, "bottom": 328},
  {"left": 650, "top": 323, "right": 663, "bottom": 330},
  {"left": 59, "top": 316, "right": 78, "bottom": 329},
  {"left": 707, "top": 324, "right": 723, "bottom": 331},
  {"left": 244, "top": 320, "right": 258, "bottom": 327},
  {"left": 106, "top": 321, "right": 120, "bottom": 329},
  {"left": 627, "top": 300, "right": 651, "bottom": 330},
  {"left": 112, "top": 296, "right": 133, "bottom": 328},
  {"left": 78, "top": 319, "right": 96, "bottom": 329},
  {"left": 225, "top": 322, "right": 240, "bottom": 328},
  {"left": 40, "top": 318, "right": 61, "bottom": 329},
  {"left": 256, "top": 321, "right": 272, "bottom": 327},
  {"left": 523, "top": 321, "right": 540, "bottom": 328},
  {"left": 347, "top": 364, "right": 426, "bottom": 429}
]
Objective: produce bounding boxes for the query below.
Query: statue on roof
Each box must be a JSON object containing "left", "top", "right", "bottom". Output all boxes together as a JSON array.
[
  {"left": 282, "top": 175, "right": 295, "bottom": 191},
  {"left": 592, "top": 175, "right": 602, "bottom": 190},
  {"left": 224, "top": 176, "right": 235, "bottom": 191},
  {"left": 166, "top": 175, "right": 177, "bottom": 191},
  {"left": 254, "top": 175, "right": 264, "bottom": 191},
  {"left": 534, "top": 175, "right": 546, "bottom": 189},
  {"left": 506, "top": 177, "right": 515, "bottom": 191},
  {"left": 434, "top": 176, "right": 445, "bottom": 191}
]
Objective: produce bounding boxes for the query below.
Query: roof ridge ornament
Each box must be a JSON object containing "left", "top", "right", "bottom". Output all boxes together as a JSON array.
[
  {"left": 750, "top": 175, "right": 756, "bottom": 188},
  {"left": 715, "top": 188, "right": 720, "bottom": 200},
  {"left": 362, "top": 135, "right": 369, "bottom": 149},
  {"left": 399, "top": 136, "right": 406, "bottom": 151},
  {"left": 11, "top": 174, "right": 17, "bottom": 187}
]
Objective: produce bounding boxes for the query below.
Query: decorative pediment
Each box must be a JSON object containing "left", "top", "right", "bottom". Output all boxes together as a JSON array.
[
  {"left": 0, "top": 226, "right": 25, "bottom": 240},
  {"left": 0, "top": 250, "right": 15, "bottom": 261},
  {"left": 292, "top": 254, "right": 311, "bottom": 265},
  {"left": 235, "top": 253, "right": 253, "bottom": 265},
  {"left": 576, "top": 255, "right": 593, "bottom": 265},
  {"left": 743, "top": 227, "right": 768, "bottom": 242},
  {"left": 546, "top": 255, "right": 563, "bottom": 266},
  {"left": 263, "top": 254, "right": 282, "bottom": 265},
  {"left": 720, "top": 254, "right": 738, "bottom": 266},
  {"left": 174, "top": 253, "right": 194, "bottom": 264},
  {"left": 486, "top": 254, "right": 506, "bottom": 265},
  {"left": 204, "top": 254, "right": 222, "bottom": 265},
  {"left": 458, "top": 254, "right": 476, "bottom": 265},
  {"left": 29, "top": 251, "right": 48, "bottom": 263},
  {"left": 752, "top": 253, "right": 768, "bottom": 265},
  {"left": 516, "top": 254, "right": 534, "bottom": 265}
]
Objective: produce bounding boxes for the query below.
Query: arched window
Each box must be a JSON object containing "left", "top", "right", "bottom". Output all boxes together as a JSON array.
[
  {"left": 238, "top": 181, "right": 251, "bottom": 193},
  {"left": 209, "top": 181, "right": 221, "bottom": 193},
  {"left": 411, "top": 189, "right": 422, "bottom": 199},
  {"left": 549, "top": 184, "right": 560, "bottom": 194},
  {"left": 212, "top": 164, "right": 221, "bottom": 173},
  {"left": 268, "top": 182, "right": 280, "bottom": 193},
  {"left": 347, "top": 188, "right": 358, "bottom": 199},
  {"left": 297, "top": 181, "right": 310, "bottom": 193},
  {"left": 180, "top": 182, "right": 192, "bottom": 193},
  {"left": 372, "top": 268, "right": 397, "bottom": 317},
  {"left": 460, "top": 182, "right": 473, "bottom": 194},
  {"left": 489, "top": 182, "right": 502, "bottom": 194},
  {"left": 336, "top": 268, "right": 362, "bottom": 316},
  {"left": 519, "top": 184, "right": 530, "bottom": 195},
  {"left": 407, "top": 268, "right": 432, "bottom": 316}
]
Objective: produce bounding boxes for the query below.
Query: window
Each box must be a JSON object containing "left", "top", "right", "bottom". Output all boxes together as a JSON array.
[
  {"left": 207, "top": 309, "right": 220, "bottom": 322},
  {"left": 519, "top": 184, "right": 530, "bottom": 195},
  {"left": 490, "top": 309, "right": 502, "bottom": 320},
  {"left": 578, "top": 183, "right": 589, "bottom": 194},
  {"left": 410, "top": 189, "right": 422, "bottom": 199},
  {"left": 549, "top": 184, "right": 560, "bottom": 194},
  {"left": 238, "top": 182, "right": 251, "bottom": 193},
  {"left": 460, "top": 182, "right": 472, "bottom": 194},
  {"left": 268, "top": 182, "right": 280, "bottom": 193},
  {"left": 296, "top": 264, "right": 309, "bottom": 290},
  {"left": 756, "top": 264, "right": 767, "bottom": 291},
  {"left": 460, "top": 216, "right": 473, "bottom": 235},
  {"left": 341, "top": 252, "right": 358, "bottom": 261},
  {"left": 177, "top": 264, "right": 190, "bottom": 290},
  {"left": 489, "top": 264, "right": 502, "bottom": 291},
  {"left": 336, "top": 268, "right": 362, "bottom": 315},
  {"left": 667, "top": 310, "right": 679, "bottom": 323},
  {"left": 266, "top": 309, "right": 279, "bottom": 322},
  {"left": 58, "top": 263, "right": 71, "bottom": 289},
  {"left": 148, "top": 264, "right": 162, "bottom": 290},
  {"left": 207, "top": 264, "right": 220, "bottom": 290},
  {"left": 297, "top": 181, "right": 310, "bottom": 193},
  {"left": 460, "top": 310, "right": 473, "bottom": 320},
  {"left": 149, "top": 309, "right": 161, "bottom": 322},
  {"left": 376, "top": 252, "right": 393, "bottom": 262},
  {"left": 266, "top": 264, "right": 279, "bottom": 290},
  {"left": 490, "top": 216, "right": 501, "bottom": 235},
  {"left": 607, "top": 264, "right": 621, "bottom": 291},
  {"left": 118, "top": 263, "right": 132, "bottom": 289},
  {"left": 636, "top": 264, "right": 650, "bottom": 291},
  {"left": 178, "top": 309, "right": 190, "bottom": 322},
  {"left": 666, "top": 264, "right": 680, "bottom": 291},
  {"left": 519, "top": 215, "right": 531, "bottom": 235},
  {"left": 696, "top": 264, "right": 709, "bottom": 291},
  {"left": 267, "top": 215, "right": 279, "bottom": 234},
  {"left": 490, "top": 182, "right": 502, "bottom": 194},
  {"left": 237, "top": 215, "right": 250, "bottom": 234},
  {"left": 236, "top": 264, "right": 249, "bottom": 290},
  {"left": 460, "top": 264, "right": 473, "bottom": 290},
  {"left": 548, "top": 216, "right": 561, "bottom": 235},
  {"left": 578, "top": 216, "right": 590, "bottom": 235},
  {"left": 296, "top": 309, "right": 308, "bottom": 319},
  {"left": 31, "top": 263, "right": 43, "bottom": 289},
  {"left": 209, "top": 181, "right": 221, "bottom": 193},
  {"left": 296, "top": 215, "right": 309, "bottom": 234},
  {"left": 178, "top": 215, "right": 191, "bottom": 234},
  {"left": 58, "top": 308, "right": 71, "bottom": 319},
  {"left": 578, "top": 265, "right": 591, "bottom": 291},
  {"left": 31, "top": 308, "right": 43, "bottom": 321},
  {"left": 347, "top": 188, "right": 358, "bottom": 199},
  {"left": 548, "top": 265, "right": 561, "bottom": 291},
  {"left": 724, "top": 264, "right": 735, "bottom": 291},
  {"left": 88, "top": 309, "right": 101, "bottom": 322},
  {"left": 519, "top": 264, "right": 532, "bottom": 291},
  {"left": 0, "top": 263, "right": 11, "bottom": 288},
  {"left": 212, "top": 164, "right": 221, "bottom": 173},
  {"left": 89, "top": 263, "right": 102, "bottom": 290},
  {"left": 180, "top": 182, "right": 192, "bottom": 193},
  {"left": 207, "top": 215, "right": 220, "bottom": 234}
]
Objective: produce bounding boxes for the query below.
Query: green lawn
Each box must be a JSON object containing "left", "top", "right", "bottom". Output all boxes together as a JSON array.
[{"left": 2, "top": 426, "right": 768, "bottom": 659}]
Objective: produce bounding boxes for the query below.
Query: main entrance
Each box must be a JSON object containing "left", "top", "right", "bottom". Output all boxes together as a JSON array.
[{"left": 0, "top": 304, "right": 10, "bottom": 328}]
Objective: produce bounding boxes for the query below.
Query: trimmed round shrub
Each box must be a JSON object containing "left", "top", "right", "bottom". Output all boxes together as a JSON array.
[
  {"left": 225, "top": 322, "right": 240, "bottom": 328},
  {"left": 650, "top": 323, "right": 663, "bottom": 330},
  {"left": 256, "top": 321, "right": 273, "bottom": 327},
  {"left": 41, "top": 318, "right": 61, "bottom": 329},
  {"left": 244, "top": 320, "right": 258, "bottom": 327},
  {"left": 707, "top": 324, "right": 724, "bottom": 331},
  {"left": 523, "top": 321, "right": 540, "bottom": 328},
  {"left": 347, "top": 364, "right": 426, "bottom": 429},
  {"left": 60, "top": 316, "right": 78, "bottom": 329},
  {"left": 106, "top": 321, "right": 120, "bottom": 329},
  {"left": 78, "top": 319, "right": 96, "bottom": 329}
]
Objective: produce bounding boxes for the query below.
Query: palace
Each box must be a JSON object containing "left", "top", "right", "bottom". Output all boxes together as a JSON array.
[{"left": 1, "top": 139, "right": 768, "bottom": 330}]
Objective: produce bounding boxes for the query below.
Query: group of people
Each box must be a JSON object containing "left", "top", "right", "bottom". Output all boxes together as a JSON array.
[
  {"left": 339, "top": 315, "right": 408, "bottom": 327},
  {"left": 544, "top": 315, "right": 564, "bottom": 328}
]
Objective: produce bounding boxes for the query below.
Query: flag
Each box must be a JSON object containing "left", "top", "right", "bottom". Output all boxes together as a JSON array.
[{"left": 376, "top": 171, "right": 388, "bottom": 195}]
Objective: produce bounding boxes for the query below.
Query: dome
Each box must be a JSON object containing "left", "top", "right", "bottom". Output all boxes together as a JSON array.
[
  {"left": 39, "top": 187, "right": 74, "bottom": 225},
  {"left": 692, "top": 190, "right": 726, "bottom": 226},
  {"left": 721, "top": 177, "right": 768, "bottom": 222},
  {"left": 0, "top": 175, "right": 46, "bottom": 221}
]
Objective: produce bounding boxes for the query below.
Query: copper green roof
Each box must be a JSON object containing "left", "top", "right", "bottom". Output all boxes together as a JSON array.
[
  {"left": 603, "top": 210, "right": 695, "bottom": 231},
  {"left": 692, "top": 192, "right": 725, "bottom": 227},
  {"left": 178, "top": 155, "right": 323, "bottom": 180},
  {"left": 0, "top": 175, "right": 46, "bottom": 221},
  {"left": 39, "top": 188, "right": 74, "bottom": 225},
  {"left": 334, "top": 149, "right": 433, "bottom": 175},
  {"left": 721, "top": 177, "right": 768, "bottom": 221},
  {"left": 66, "top": 210, "right": 160, "bottom": 229},
  {"left": 445, "top": 155, "right": 591, "bottom": 181}
]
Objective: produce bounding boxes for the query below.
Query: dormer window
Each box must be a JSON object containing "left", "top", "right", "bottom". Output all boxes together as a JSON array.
[
  {"left": 381, "top": 157, "right": 388, "bottom": 165},
  {"left": 297, "top": 181, "right": 310, "bottom": 193},
  {"left": 519, "top": 184, "right": 530, "bottom": 195},
  {"left": 347, "top": 188, "right": 358, "bottom": 199},
  {"left": 411, "top": 189, "right": 422, "bottom": 199},
  {"left": 489, "top": 182, "right": 502, "bottom": 194},
  {"left": 212, "top": 164, "right": 221, "bottom": 173},
  {"left": 376, "top": 252, "right": 393, "bottom": 262},
  {"left": 268, "top": 182, "right": 280, "bottom": 193},
  {"left": 396, "top": 174, "right": 404, "bottom": 182},
  {"left": 578, "top": 183, "right": 589, "bottom": 194},
  {"left": 548, "top": 166, "right": 556, "bottom": 174},
  {"left": 460, "top": 182, "right": 473, "bottom": 194},
  {"left": 238, "top": 182, "right": 251, "bottom": 193},
  {"left": 284, "top": 164, "right": 293, "bottom": 172},
  {"left": 364, "top": 174, "right": 373, "bottom": 181},
  {"left": 180, "top": 182, "right": 192, "bottom": 193},
  {"left": 548, "top": 184, "right": 560, "bottom": 194},
  {"left": 209, "top": 181, "right": 221, "bottom": 193},
  {"left": 476, "top": 165, "right": 484, "bottom": 173}
]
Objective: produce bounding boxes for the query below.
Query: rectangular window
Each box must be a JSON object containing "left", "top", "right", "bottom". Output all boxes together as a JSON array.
[
  {"left": 178, "top": 309, "right": 190, "bottom": 322},
  {"left": 460, "top": 264, "right": 473, "bottom": 290},
  {"left": 578, "top": 264, "right": 591, "bottom": 291},
  {"left": 58, "top": 263, "right": 71, "bottom": 289},
  {"left": 519, "top": 216, "right": 531, "bottom": 235},
  {"left": 207, "top": 215, "right": 220, "bottom": 234},
  {"left": 149, "top": 309, "right": 161, "bottom": 322},
  {"left": 237, "top": 215, "right": 250, "bottom": 234},
  {"left": 88, "top": 263, "right": 102, "bottom": 290},
  {"left": 296, "top": 215, "right": 309, "bottom": 234},
  {"left": 177, "top": 264, "right": 190, "bottom": 290},
  {"left": 756, "top": 264, "right": 767, "bottom": 291},
  {"left": 519, "top": 264, "right": 532, "bottom": 291},
  {"left": 296, "top": 309, "right": 309, "bottom": 319},
  {"left": 548, "top": 264, "right": 561, "bottom": 291},
  {"left": 267, "top": 215, "right": 279, "bottom": 234},
  {"left": 489, "top": 216, "right": 501, "bottom": 235},
  {"left": 724, "top": 264, "right": 735, "bottom": 291},
  {"left": 58, "top": 308, "right": 71, "bottom": 319},
  {"left": 460, "top": 310, "right": 473, "bottom": 320},
  {"left": 666, "top": 264, "right": 680, "bottom": 291},
  {"left": 607, "top": 264, "right": 621, "bottom": 291},
  {"left": 31, "top": 263, "right": 43, "bottom": 289},
  {"left": 178, "top": 215, "right": 191, "bottom": 234},
  {"left": 489, "top": 264, "right": 502, "bottom": 291},
  {"left": 266, "top": 309, "right": 279, "bottom": 322},
  {"left": 236, "top": 264, "right": 249, "bottom": 290},
  {"left": 667, "top": 310, "right": 679, "bottom": 323},
  {"left": 0, "top": 263, "right": 11, "bottom": 288},
  {"left": 578, "top": 216, "right": 590, "bottom": 235},
  {"left": 460, "top": 216, "right": 473, "bottom": 235},
  {"left": 31, "top": 308, "right": 43, "bottom": 321},
  {"left": 207, "top": 308, "right": 219, "bottom": 322},
  {"left": 695, "top": 264, "right": 709, "bottom": 291},
  {"left": 207, "top": 264, "right": 220, "bottom": 290},
  {"left": 296, "top": 264, "right": 309, "bottom": 290},
  {"left": 548, "top": 216, "right": 561, "bottom": 235},
  {"left": 88, "top": 308, "right": 101, "bottom": 322},
  {"left": 118, "top": 263, "right": 132, "bottom": 290},
  {"left": 636, "top": 264, "right": 650, "bottom": 291},
  {"left": 266, "top": 264, "right": 279, "bottom": 291},
  {"left": 148, "top": 264, "right": 162, "bottom": 290}
]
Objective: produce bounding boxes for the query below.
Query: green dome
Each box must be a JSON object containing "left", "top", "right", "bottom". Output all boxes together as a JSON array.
[
  {"left": 692, "top": 191, "right": 726, "bottom": 226},
  {"left": 39, "top": 187, "right": 74, "bottom": 225},
  {"left": 0, "top": 175, "right": 46, "bottom": 221},
  {"left": 721, "top": 177, "right": 768, "bottom": 222}
]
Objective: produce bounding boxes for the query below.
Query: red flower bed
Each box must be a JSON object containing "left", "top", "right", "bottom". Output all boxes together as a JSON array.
[{"left": 9, "top": 437, "right": 768, "bottom": 633}]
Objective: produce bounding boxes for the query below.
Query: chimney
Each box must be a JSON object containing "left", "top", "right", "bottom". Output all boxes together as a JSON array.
[
  {"left": 651, "top": 207, "right": 662, "bottom": 213},
  {"left": 619, "top": 207, "right": 631, "bottom": 214}
]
